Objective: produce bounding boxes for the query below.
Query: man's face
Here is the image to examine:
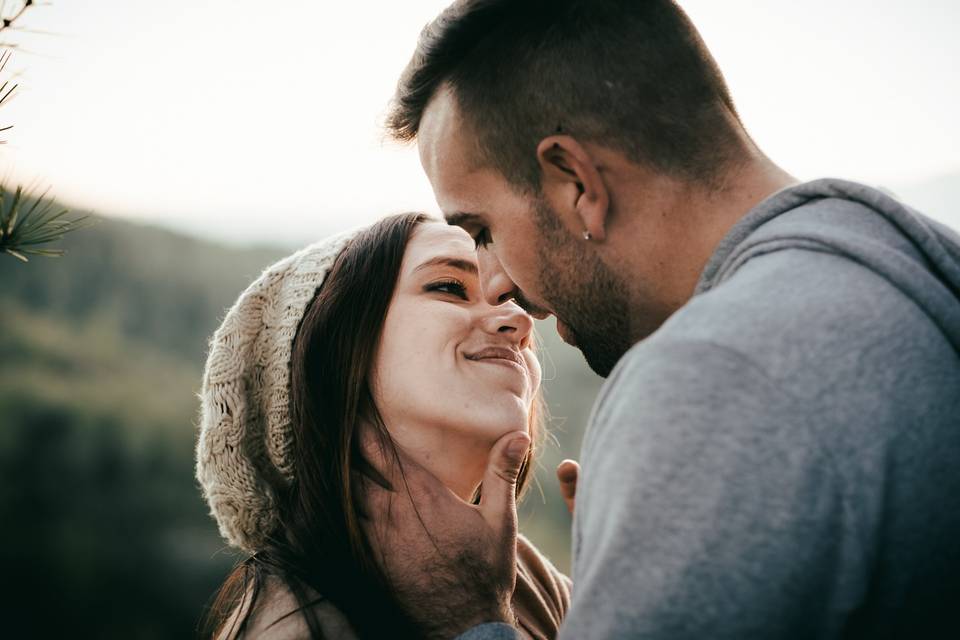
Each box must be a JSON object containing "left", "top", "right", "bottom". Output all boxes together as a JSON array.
[{"left": 417, "top": 89, "right": 632, "bottom": 376}]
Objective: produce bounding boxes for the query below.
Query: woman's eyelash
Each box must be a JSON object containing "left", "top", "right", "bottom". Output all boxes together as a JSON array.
[{"left": 426, "top": 279, "right": 468, "bottom": 299}]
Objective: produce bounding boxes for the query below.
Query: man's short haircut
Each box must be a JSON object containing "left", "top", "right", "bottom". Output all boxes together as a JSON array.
[{"left": 387, "top": 0, "right": 749, "bottom": 193}]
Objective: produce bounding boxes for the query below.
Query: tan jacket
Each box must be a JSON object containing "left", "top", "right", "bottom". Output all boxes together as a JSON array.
[{"left": 219, "top": 535, "right": 571, "bottom": 639}]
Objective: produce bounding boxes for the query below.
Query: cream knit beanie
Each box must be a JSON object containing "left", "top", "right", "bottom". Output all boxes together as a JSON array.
[{"left": 196, "top": 228, "right": 362, "bottom": 553}]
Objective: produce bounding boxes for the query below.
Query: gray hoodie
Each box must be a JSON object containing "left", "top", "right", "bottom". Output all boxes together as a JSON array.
[{"left": 463, "top": 179, "right": 960, "bottom": 639}]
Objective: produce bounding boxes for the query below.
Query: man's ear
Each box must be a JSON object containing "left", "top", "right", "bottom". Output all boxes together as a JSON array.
[{"left": 536, "top": 135, "right": 609, "bottom": 242}]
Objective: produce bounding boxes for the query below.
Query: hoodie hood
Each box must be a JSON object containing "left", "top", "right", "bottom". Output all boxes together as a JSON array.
[{"left": 696, "top": 178, "right": 960, "bottom": 355}]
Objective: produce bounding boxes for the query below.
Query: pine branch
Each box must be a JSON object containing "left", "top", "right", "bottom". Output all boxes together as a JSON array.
[
  {"left": 0, "top": 2, "right": 87, "bottom": 262},
  {"left": 0, "top": 183, "right": 90, "bottom": 262},
  {"left": 0, "top": 1, "right": 35, "bottom": 33},
  {"left": 0, "top": 32, "right": 15, "bottom": 142}
]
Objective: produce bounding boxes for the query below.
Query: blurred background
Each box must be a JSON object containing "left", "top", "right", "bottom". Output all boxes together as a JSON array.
[{"left": 0, "top": 1, "right": 957, "bottom": 638}]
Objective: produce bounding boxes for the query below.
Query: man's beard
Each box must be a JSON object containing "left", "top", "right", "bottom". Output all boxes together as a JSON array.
[{"left": 531, "top": 198, "right": 633, "bottom": 378}]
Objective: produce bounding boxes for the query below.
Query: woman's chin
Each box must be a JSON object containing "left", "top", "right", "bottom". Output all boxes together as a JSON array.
[{"left": 473, "top": 411, "right": 531, "bottom": 445}]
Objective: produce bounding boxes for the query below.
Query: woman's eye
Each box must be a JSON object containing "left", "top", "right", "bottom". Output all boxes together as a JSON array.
[
  {"left": 426, "top": 280, "right": 468, "bottom": 299},
  {"left": 473, "top": 228, "right": 492, "bottom": 249}
]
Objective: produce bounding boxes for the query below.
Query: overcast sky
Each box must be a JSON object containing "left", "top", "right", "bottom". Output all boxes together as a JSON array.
[{"left": 1, "top": 0, "right": 958, "bottom": 246}]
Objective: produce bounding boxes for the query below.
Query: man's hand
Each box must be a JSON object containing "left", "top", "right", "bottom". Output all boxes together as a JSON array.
[
  {"left": 360, "top": 430, "right": 531, "bottom": 639},
  {"left": 556, "top": 459, "right": 580, "bottom": 515}
]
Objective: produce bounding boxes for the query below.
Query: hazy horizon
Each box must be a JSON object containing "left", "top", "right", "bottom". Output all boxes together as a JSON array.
[{"left": 34, "top": 169, "right": 960, "bottom": 253}]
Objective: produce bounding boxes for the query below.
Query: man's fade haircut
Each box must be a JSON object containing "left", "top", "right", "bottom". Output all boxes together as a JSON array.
[{"left": 388, "top": 0, "right": 749, "bottom": 193}]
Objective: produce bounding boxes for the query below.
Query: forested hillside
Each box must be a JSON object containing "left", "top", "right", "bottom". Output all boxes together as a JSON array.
[{"left": 0, "top": 212, "right": 603, "bottom": 638}]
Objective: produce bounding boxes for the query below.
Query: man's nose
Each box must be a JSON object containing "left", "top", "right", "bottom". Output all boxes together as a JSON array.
[{"left": 477, "top": 248, "right": 518, "bottom": 306}]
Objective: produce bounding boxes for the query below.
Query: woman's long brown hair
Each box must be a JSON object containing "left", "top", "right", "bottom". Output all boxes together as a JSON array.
[{"left": 201, "top": 213, "right": 542, "bottom": 639}]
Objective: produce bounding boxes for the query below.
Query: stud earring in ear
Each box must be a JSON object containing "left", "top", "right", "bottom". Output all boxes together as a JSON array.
[{"left": 582, "top": 230, "right": 592, "bottom": 241}]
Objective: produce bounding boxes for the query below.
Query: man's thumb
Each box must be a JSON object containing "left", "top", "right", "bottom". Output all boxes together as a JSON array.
[{"left": 479, "top": 430, "right": 530, "bottom": 533}]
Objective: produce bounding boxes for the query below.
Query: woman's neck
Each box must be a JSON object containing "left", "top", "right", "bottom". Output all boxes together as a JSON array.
[{"left": 379, "top": 422, "right": 489, "bottom": 502}]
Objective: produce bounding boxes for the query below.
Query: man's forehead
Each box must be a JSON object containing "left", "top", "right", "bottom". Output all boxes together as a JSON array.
[
  {"left": 418, "top": 89, "right": 491, "bottom": 194},
  {"left": 417, "top": 88, "right": 462, "bottom": 169},
  {"left": 417, "top": 88, "right": 515, "bottom": 227}
]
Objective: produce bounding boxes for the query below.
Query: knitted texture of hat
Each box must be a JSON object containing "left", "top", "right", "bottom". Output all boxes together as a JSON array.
[{"left": 196, "top": 228, "right": 361, "bottom": 553}]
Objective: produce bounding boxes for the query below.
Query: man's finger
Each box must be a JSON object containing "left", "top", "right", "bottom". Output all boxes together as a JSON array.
[
  {"left": 479, "top": 430, "right": 530, "bottom": 537},
  {"left": 556, "top": 459, "right": 580, "bottom": 514}
]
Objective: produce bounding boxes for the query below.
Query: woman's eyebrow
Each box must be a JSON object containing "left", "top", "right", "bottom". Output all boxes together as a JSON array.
[{"left": 414, "top": 256, "right": 478, "bottom": 275}]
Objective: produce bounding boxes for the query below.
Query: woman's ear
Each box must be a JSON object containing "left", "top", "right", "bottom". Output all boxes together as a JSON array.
[{"left": 535, "top": 135, "right": 610, "bottom": 242}]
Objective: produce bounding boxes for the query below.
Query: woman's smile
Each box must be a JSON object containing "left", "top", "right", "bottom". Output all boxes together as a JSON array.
[
  {"left": 469, "top": 356, "right": 528, "bottom": 380},
  {"left": 465, "top": 345, "right": 527, "bottom": 373}
]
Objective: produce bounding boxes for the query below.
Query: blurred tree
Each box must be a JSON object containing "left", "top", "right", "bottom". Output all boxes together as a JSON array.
[{"left": 0, "top": 217, "right": 280, "bottom": 638}]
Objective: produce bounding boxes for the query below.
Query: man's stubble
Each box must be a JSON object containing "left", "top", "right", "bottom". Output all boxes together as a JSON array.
[{"left": 532, "top": 198, "right": 633, "bottom": 378}]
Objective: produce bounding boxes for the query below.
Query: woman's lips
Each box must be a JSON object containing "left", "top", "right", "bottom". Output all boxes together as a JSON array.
[{"left": 465, "top": 346, "right": 526, "bottom": 372}]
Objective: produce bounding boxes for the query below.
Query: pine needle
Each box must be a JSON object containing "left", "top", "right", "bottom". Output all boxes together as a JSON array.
[{"left": 0, "top": 183, "right": 90, "bottom": 261}]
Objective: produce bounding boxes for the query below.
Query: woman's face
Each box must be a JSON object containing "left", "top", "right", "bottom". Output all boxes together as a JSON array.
[{"left": 372, "top": 222, "right": 541, "bottom": 469}]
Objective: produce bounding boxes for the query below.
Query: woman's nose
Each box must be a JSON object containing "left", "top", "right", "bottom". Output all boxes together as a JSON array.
[
  {"left": 480, "top": 302, "right": 534, "bottom": 349},
  {"left": 477, "top": 248, "right": 519, "bottom": 306}
]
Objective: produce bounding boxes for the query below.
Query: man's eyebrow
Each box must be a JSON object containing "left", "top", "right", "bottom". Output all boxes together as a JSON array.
[
  {"left": 444, "top": 211, "right": 482, "bottom": 228},
  {"left": 414, "top": 256, "right": 479, "bottom": 275}
]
